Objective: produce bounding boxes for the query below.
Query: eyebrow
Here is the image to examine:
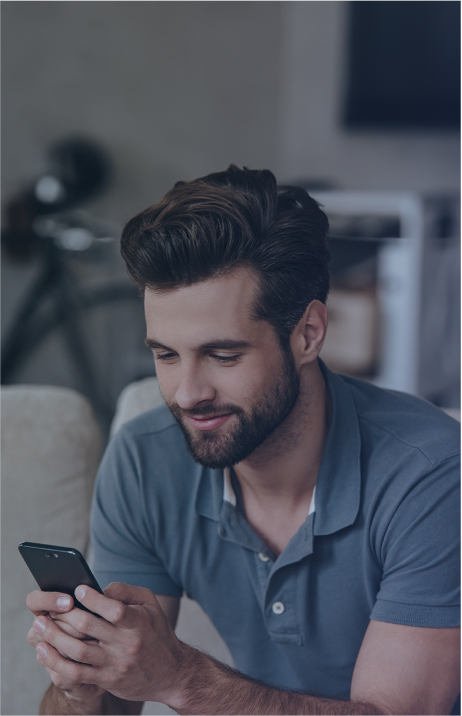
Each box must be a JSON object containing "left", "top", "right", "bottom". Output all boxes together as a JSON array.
[{"left": 144, "top": 338, "right": 255, "bottom": 352}]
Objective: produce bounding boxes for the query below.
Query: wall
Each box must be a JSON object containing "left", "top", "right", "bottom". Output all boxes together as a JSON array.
[
  {"left": 3, "top": 2, "right": 459, "bottom": 221},
  {"left": 278, "top": 2, "right": 460, "bottom": 192},
  {"left": 2, "top": 1, "right": 283, "bottom": 224}
]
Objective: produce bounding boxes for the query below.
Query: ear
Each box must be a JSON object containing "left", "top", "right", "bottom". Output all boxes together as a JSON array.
[{"left": 290, "top": 300, "right": 328, "bottom": 366}]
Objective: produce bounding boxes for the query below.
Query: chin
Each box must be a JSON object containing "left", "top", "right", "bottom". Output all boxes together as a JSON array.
[{"left": 185, "top": 433, "right": 242, "bottom": 469}]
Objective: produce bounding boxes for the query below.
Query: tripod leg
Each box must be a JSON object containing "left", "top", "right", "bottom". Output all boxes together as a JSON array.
[
  {"left": 1, "top": 260, "right": 61, "bottom": 382},
  {"left": 55, "top": 286, "right": 114, "bottom": 430}
]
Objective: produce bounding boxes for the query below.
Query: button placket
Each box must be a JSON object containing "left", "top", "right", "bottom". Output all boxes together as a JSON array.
[
  {"left": 254, "top": 550, "right": 273, "bottom": 602},
  {"left": 263, "top": 563, "right": 305, "bottom": 645}
]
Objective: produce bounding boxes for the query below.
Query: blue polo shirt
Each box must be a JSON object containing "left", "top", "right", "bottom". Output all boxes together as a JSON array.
[{"left": 91, "top": 362, "right": 460, "bottom": 700}]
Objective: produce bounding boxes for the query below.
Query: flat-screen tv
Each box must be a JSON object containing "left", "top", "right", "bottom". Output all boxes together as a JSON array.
[{"left": 343, "top": 1, "right": 460, "bottom": 130}]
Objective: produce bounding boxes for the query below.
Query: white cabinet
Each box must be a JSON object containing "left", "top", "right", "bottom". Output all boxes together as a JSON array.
[{"left": 311, "top": 191, "right": 459, "bottom": 404}]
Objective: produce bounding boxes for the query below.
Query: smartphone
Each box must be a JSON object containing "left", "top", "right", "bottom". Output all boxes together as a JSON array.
[{"left": 18, "top": 541, "right": 104, "bottom": 613}]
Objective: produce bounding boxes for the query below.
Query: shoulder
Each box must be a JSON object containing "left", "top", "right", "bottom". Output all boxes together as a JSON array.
[
  {"left": 341, "top": 375, "right": 460, "bottom": 467},
  {"left": 100, "top": 404, "right": 197, "bottom": 487},
  {"left": 112, "top": 403, "right": 187, "bottom": 457},
  {"left": 115, "top": 402, "right": 177, "bottom": 438},
  {"left": 94, "top": 404, "right": 204, "bottom": 540}
]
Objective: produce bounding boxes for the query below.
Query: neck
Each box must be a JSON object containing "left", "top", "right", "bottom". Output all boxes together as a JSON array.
[{"left": 233, "top": 359, "right": 330, "bottom": 502}]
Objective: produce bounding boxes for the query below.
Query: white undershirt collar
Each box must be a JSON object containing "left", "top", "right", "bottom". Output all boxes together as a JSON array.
[{"left": 223, "top": 467, "right": 316, "bottom": 515}]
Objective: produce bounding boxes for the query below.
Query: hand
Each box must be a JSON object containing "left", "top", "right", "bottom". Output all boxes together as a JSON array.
[
  {"left": 27, "top": 588, "right": 94, "bottom": 639},
  {"left": 26, "top": 589, "right": 106, "bottom": 705},
  {"left": 29, "top": 582, "right": 191, "bottom": 705}
]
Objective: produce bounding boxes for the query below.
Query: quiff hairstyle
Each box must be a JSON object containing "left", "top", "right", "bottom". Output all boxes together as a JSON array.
[{"left": 120, "top": 165, "right": 330, "bottom": 347}]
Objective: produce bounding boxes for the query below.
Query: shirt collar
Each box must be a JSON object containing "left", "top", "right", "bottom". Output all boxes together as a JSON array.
[
  {"left": 313, "top": 360, "right": 362, "bottom": 536},
  {"left": 196, "top": 360, "right": 361, "bottom": 536}
]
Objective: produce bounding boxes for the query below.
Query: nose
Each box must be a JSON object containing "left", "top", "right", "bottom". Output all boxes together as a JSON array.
[{"left": 175, "top": 362, "right": 216, "bottom": 410}]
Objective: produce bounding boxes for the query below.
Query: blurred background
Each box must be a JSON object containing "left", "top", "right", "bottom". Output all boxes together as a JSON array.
[{"left": 2, "top": 0, "right": 460, "bottom": 435}]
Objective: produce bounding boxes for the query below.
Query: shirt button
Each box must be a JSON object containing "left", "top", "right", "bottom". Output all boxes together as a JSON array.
[
  {"left": 272, "top": 601, "right": 285, "bottom": 615},
  {"left": 258, "top": 552, "right": 270, "bottom": 562}
]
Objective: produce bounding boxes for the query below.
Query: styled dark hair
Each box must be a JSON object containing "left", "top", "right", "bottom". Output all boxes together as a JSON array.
[{"left": 120, "top": 165, "right": 330, "bottom": 346}]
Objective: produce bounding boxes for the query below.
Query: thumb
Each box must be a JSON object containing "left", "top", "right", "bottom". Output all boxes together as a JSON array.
[{"left": 103, "top": 581, "right": 158, "bottom": 607}]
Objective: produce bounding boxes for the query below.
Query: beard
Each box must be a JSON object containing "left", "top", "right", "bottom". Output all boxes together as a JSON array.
[{"left": 165, "top": 348, "right": 301, "bottom": 469}]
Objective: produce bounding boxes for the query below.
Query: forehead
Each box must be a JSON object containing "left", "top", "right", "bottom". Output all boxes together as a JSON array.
[{"left": 144, "top": 267, "right": 265, "bottom": 343}]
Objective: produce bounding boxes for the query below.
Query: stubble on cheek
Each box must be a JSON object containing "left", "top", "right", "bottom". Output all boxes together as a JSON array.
[{"left": 161, "top": 346, "right": 301, "bottom": 469}]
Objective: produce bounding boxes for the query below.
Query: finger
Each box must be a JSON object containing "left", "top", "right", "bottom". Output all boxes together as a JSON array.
[
  {"left": 47, "top": 674, "right": 105, "bottom": 701},
  {"left": 52, "top": 605, "right": 116, "bottom": 643},
  {"left": 74, "top": 582, "right": 157, "bottom": 629},
  {"left": 44, "top": 662, "right": 84, "bottom": 692},
  {"left": 28, "top": 626, "right": 43, "bottom": 648},
  {"left": 73, "top": 585, "right": 133, "bottom": 629},
  {"left": 26, "top": 590, "right": 74, "bottom": 616},
  {"left": 29, "top": 626, "right": 92, "bottom": 674},
  {"left": 48, "top": 675, "right": 105, "bottom": 704},
  {"left": 104, "top": 582, "right": 157, "bottom": 607},
  {"left": 33, "top": 616, "right": 107, "bottom": 666},
  {"left": 28, "top": 623, "right": 73, "bottom": 651},
  {"left": 35, "top": 642, "right": 102, "bottom": 687},
  {"left": 42, "top": 660, "right": 103, "bottom": 696},
  {"left": 50, "top": 612, "right": 98, "bottom": 640},
  {"left": 29, "top": 624, "right": 97, "bottom": 689},
  {"left": 29, "top": 617, "right": 73, "bottom": 648}
]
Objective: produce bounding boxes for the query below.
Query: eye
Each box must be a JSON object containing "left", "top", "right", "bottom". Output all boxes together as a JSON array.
[
  {"left": 154, "top": 352, "right": 178, "bottom": 362},
  {"left": 212, "top": 354, "right": 241, "bottom": 364}
]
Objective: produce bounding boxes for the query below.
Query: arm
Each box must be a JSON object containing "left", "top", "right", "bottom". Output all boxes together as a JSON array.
[
  {"left": 31, "top": 584, "right": 460, "bottom": 715},
  {"left": 27, "top": 589, "right": 179, "bottom": 715},
  {"left": 171, "top": 621, "right": 460, "bottom": 716},
  {"left": 350, "top": 620, "right": 460, "bottom": 716},
  {"left": 147, "top": 621, "right": 460, "bottom": 715}
]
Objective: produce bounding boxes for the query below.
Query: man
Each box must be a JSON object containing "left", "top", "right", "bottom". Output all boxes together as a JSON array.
[{"left": 27, "top": 166, "right": 460, "bottom": 715}]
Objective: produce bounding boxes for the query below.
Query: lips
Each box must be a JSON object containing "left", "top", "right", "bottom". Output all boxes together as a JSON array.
[{"left": 185, "top": 413, "right": 233, "bottom": 431}]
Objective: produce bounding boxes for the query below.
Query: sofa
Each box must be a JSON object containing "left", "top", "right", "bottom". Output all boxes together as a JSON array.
[{"left": 2, "top": 379, "right": 233, "bottom": 716}]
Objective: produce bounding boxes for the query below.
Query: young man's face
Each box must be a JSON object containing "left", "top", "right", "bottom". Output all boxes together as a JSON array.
[{"left": 144, "top": 267, "right": 300, "bottom": 469}]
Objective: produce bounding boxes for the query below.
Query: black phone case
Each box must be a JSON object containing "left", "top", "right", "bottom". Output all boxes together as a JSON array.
[{"left": 18, "top": 542, "right": 103, "bottom": 613}]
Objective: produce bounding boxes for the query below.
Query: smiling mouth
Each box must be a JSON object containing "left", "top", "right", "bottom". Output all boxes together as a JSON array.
[{"left": 185, "top": 413, "right": 234, "bottom": 431}]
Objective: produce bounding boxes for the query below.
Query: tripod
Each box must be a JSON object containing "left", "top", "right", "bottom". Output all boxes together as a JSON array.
[{"left": 2, "top": 240, "right": 140, "bottom": 430}]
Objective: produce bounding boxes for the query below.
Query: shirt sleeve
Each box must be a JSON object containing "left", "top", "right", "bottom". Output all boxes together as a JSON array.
[
  {"left": 90, "top": 426, "right": 183, "bottom": 598},
  {"left": 371, "top": 455, "right": 460, "bottom": 628}
]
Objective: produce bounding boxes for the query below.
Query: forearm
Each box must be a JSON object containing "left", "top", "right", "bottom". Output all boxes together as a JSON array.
[
  {"left": 171, "top": 648, "right": 384, "bottom": 716},
  {"left": 39, "top": 683, "right": 142, "bottom": 716}
]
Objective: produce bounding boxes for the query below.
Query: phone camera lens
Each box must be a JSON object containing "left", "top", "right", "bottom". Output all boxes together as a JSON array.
[{"left": 44, "top": 552, "right": 51, "bottom": 558}]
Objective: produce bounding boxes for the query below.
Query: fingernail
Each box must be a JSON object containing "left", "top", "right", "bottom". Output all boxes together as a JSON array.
[
  {"left": 57, "top": 595, "right": 70, "bottom": 608},
  {"left": 36, "top": 644, "right": 48, "bottom": 658},
  {"left": 75, "top": 586, "right": 86, "bottom": 600},
  {"left": 34, "top": 618, "right": 46, "bottom": 633}
]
